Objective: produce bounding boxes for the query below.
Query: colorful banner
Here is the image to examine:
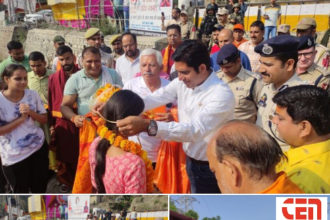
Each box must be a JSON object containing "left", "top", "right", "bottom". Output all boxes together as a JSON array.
[
  {"left": 130, "top": 0, "right": 173, "bottom": 36},
  {"left": 51, "top": 0, "right": 85, "bottom": 20},
  {"left": 68, "top": 195, "right": 90, "bottom": 220},
  {"left": 44, "top": 195, "right": 68, "bottom": 219}
]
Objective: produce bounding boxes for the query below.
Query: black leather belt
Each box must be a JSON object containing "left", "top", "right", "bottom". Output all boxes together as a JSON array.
[{"left": 188, "top": 156, "right": 209, "bottom": 165}]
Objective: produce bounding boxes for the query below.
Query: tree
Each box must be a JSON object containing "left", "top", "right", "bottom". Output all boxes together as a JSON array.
[
  {"left": 185, "top": 210, "right": 199, "bottom": 220},
  {"left": 170, "top": 199, "right": 177, "bottom": 212}
]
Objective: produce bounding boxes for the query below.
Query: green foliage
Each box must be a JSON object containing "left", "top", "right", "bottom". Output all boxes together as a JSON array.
[
  {"left": 140, "top": 197, "right": 144, "bottom": 202},
  {"left": 88, "top": 18, "right": 117, "bottom": 35},
  {"left": 162, "top": 202, "right": 168, "bottom": 208},
  {"left": 202, "top": 215, "right": 221, "bottom": 220},
  {"left": 169, "top": 199, "right": 177, "bottom": 212},
  {"left": 155, "top": 200, "right": 159, "bottom": 204},
  {"left": 185, "top": 210, "right": 199, "bottom": 220}
]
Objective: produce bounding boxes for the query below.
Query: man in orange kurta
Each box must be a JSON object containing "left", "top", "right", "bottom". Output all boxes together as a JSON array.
[{"left": 207, "top": 120, "right": 303, "bottom": 194}]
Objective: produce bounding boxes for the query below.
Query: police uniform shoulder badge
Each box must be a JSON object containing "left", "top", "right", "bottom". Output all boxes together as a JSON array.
[
  {"left": 258, "top": 93, "right": 267, "bottom": 107},
  {"left": 262, "top": 44, "right": 273, "bottom": 55}
]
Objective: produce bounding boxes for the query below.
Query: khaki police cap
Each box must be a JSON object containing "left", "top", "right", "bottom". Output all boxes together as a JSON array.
[
  {"left": 217, "top": 9, "right": 229, "bottom": 15},
  {"left": 109, "top": 34, "right": 122, "bottom": 45},
  {"left": 53, "top": 35, "right": 65, "bottom": 43},
  {"left": 293, "top": 17, "right": 317, "bottom": 30},
  {"left": 277, "top": 24, "right": 290, "bottom": 33},
  {"left": 84, "top": 28, "right": 100, "bottom": 39}
]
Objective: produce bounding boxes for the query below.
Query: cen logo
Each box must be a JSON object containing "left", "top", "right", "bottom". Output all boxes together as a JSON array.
[{"left": 276, "top": 197, "right": 328, "bottom": 220}]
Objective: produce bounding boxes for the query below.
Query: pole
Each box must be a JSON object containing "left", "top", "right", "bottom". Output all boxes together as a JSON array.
[{"left": 75, "top": 0, "right": 81, "bottom": 30}]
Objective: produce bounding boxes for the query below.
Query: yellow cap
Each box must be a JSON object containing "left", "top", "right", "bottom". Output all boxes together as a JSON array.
[
  {"left": 84, "top": 28, "right": 100, "bottom": 39},
  {"left": 109, "top": 34, "right": 121, "bottom": 45}
]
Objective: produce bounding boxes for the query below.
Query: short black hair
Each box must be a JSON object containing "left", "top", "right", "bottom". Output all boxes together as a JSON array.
[
  {"left": 166, "top": 24, "right": 181, "bottom": 35},
  {"left": 174, "top": 8, "right": 181, "bottom": 14},
  {"left": 57, "top": 45, "right": 73, "bottom": 56},
  {"left": 273, "top": 85, "right": 330, "bottom": 136},
  {"left": 172, "top": 40, "right": 211, "bottom": 72},
  {"left": 273, "top": 52, "right": 298, "bottom": 69},
  {"left": 7, "top": 41, "right": 23, "bottom": 51},
  {"left": 82, "top": 46, "right": 101, "bottom": 58},
  {"left": 250, "top": 20, "right": 265, "bottom": 32},
  {"left": 121, "top": 32, "right": 137, "bottom": 43},
  {"left": 28, "top": 51, "right": 45, "bottom": 62}
]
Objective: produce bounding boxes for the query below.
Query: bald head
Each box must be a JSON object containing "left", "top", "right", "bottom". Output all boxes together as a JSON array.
[
  {"left": 217, "top": 29, "right": 234, "bottom": 48},
  {"left": 210, "top": 120, "right": 284, "bottom": 179}
]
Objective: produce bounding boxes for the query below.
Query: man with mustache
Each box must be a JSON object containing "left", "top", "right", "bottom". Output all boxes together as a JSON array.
[
  {"left": 48, "top": 45, "right": 80, "bottom": 193},
  {"left": 216, "top": 44, "right": 263, "bottom": 123},
  {"left": 162, "top": 24, "right": 182, "bottom": 76},
  {"left": 123, "top": 49, "right": 170, "bottom": 167},
  {"left": 110, "top": 35, "right": 124, "bottom": 62},
  {"left": 116, "top": 32, "right": 141, "bottom": 84},
  {"left": 239, "top": 21, "right": 265, "bottom": 73},
  {"left": 297, "top": 35, "right": 330, "bottom": 91},
  {"left": 254, "top": 35, "right": 305, "bottom": 151}
]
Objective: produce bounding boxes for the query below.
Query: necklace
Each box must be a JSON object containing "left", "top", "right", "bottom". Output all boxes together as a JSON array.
[{"left": 97, "top": 125, "right": 154, "bottom": 193}]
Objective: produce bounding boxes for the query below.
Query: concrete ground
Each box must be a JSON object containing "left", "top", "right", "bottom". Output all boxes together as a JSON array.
[{"left": 46, "top": 171, "right": 72, "bottom": 194}]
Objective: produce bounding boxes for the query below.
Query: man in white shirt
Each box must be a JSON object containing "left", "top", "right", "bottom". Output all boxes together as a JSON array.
[
  {"left": 129, "top": 207, "right": 137, "bottom": 220},
  {"left": 116, "top": 32, "right": 140, "bottom": 84},
  {"left": 123, "top": 48, "right": 170, "bottom": 166},
  {"left": 115, "top": 40, "right": 235, "bottom": 193}
]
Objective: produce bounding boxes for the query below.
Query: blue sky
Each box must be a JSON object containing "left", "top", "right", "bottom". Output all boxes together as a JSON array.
[{"left": 171, "top": 195, "right": 330, "bottom": 220}]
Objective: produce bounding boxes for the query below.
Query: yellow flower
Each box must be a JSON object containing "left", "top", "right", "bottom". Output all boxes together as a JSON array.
[{"left": 99, "top": 127, "right": 108, "bottom": 138}]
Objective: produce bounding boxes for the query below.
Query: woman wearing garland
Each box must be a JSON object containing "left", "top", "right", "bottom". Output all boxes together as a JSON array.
[{"left": 89, "top": 89, "right": 153, "bottom": 193}]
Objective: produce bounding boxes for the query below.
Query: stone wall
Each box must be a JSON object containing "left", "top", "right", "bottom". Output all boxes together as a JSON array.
[
  {"left": 0, "top": 25, "right": 168, "bottom": 64},
  {"left": 0, "top": 26, "right": 28, "bottom": 61}
]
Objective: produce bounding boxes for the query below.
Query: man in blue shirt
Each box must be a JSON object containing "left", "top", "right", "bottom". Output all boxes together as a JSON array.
[{"left": 210, "top": 29, "right": 251, "bottom": 72}]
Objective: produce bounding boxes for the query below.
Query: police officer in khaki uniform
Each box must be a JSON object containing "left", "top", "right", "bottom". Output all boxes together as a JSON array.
[
  {"left": 179, "top": 10, "right": 197, "bottom": 40},
  {"left": 109, "top": 34, "right": 124, "bottom": 61},
  {"left": 255, "top": 35, "right": 305, "bottom": 151},
  {"left": 294, "top": 17, "right": 330, "bottom": 72},
  {"left": 316, "top": 14, "right": 330, "bottom": 49},
  {"left": 217, "top": 9, "right": 234, "bottom": 30},
  {"left": 77, "top": 28, "right": 114, "bottom": 69},
  {"left": 297, "top": 35, "right": 330, "bottom": 91},
  {"left": 277, "top": 24, "right": 290, "bottom": 36},
  {"left": 216, "top": 44, "right": 263, "bottom": 123}
]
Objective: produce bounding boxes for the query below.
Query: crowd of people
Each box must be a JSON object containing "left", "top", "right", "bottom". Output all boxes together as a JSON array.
[{"left": 0, "top": 0, "right": 330, "bottom": 194}]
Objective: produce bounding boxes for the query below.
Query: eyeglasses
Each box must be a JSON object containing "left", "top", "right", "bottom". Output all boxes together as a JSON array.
[
  {"left": 123, "top": 43, "right": 135, "bottom": 49},
  {"left": 298, "top": 51, "right": 314, "bottom": 59},
  {"left": 180, "top": 14, "right": 187, "bottom": 17}
]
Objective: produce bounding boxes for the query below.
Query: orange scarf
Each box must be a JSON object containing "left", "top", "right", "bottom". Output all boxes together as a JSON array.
[
  {"left": 162, "top": 44, "right": 172, "bottom": 74},
  {"left": 153, "top": 107, "right": 190, "bottom": 193},
  {"left": 72, "top": 113, "right": 105, "bottom": 193}
]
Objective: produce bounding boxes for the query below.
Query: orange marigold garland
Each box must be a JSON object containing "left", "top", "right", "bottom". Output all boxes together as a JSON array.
[{"left": 96, "top": 125, "right": 154, "bottom": 193}]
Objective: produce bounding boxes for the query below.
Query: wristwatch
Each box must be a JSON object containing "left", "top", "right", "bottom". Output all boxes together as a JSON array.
[{"left": 147, "top": 120, "right": 158, "bottom": 136}]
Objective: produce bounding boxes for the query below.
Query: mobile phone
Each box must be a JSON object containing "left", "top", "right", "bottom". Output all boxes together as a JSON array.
[{"left": 161, "top": 12, "right": 165, "bottom": 17}]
